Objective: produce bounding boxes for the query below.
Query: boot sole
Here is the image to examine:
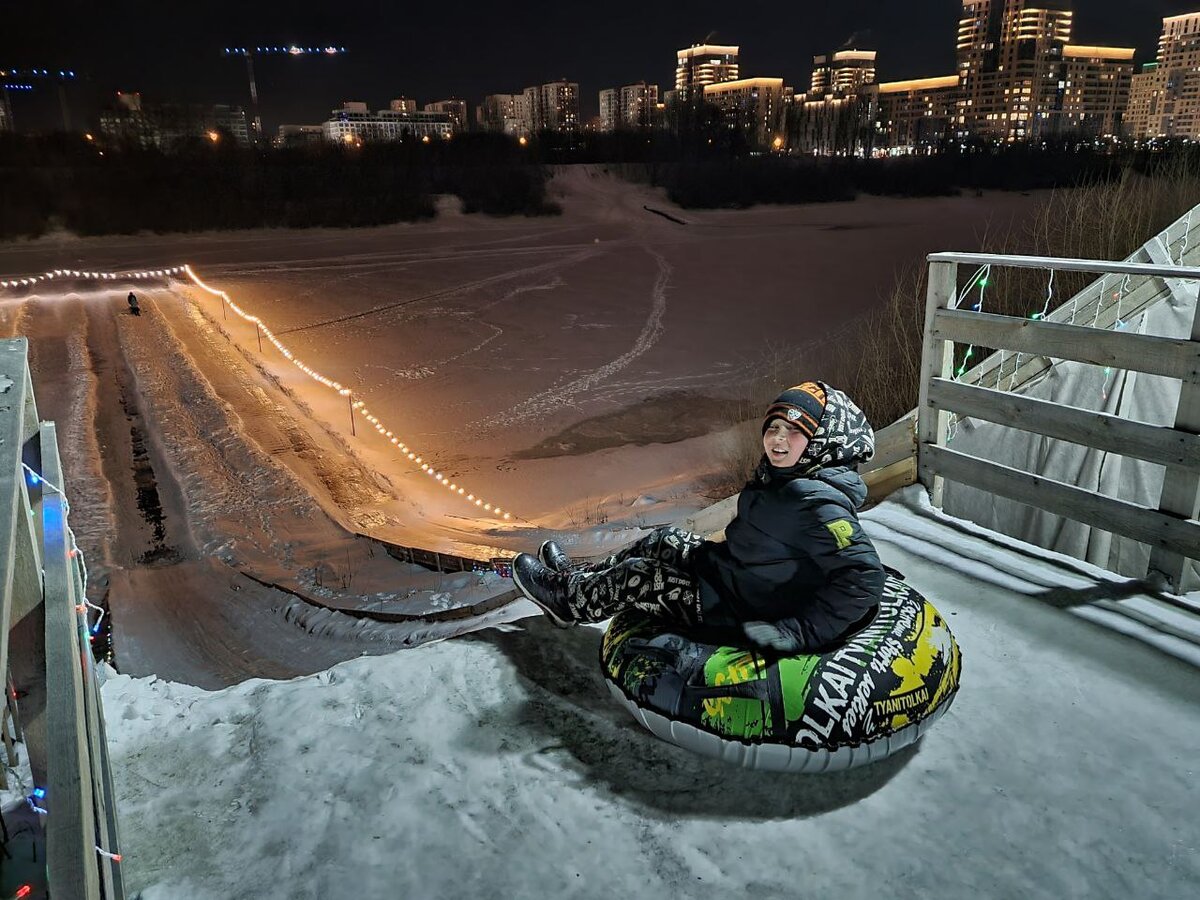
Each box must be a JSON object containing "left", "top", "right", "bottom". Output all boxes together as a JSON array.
[{"left": 512, "top": 564, "right": 575, "bottom": 629}]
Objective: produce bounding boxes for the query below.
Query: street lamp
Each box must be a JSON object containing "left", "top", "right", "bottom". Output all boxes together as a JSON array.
[{"left": 222, "top": 45, "right": 346, "bottom": 146}]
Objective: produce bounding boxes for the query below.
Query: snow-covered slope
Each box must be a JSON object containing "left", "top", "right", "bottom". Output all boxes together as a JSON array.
[{"left": 100, "top": 486, "right": 1200, "bottom": 900}]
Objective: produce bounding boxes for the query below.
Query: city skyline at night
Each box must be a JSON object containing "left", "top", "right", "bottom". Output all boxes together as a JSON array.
[{"left": 5, "top": 1, "right": 1200, "bottom": 134}]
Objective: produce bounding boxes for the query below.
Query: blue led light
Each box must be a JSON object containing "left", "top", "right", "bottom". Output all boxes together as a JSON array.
[{"left": 33, "top": 787, "right": 46, "bottom": 799}]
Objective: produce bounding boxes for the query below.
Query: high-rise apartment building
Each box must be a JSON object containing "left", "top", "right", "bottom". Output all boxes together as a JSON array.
[
  {"left": 424, "top": 99, "right": 468, "bottom": 131},
  {"left": 389, "top": 98, "right": 418, "bottom": 113},
  {"left": 1061, "top": 46, "right": 1134, "bottom": 137},
  {"left": 956, "top": 0, "right": 1071, "bottom": 140},
  {"left": 876, "top": 76, "right": 961, "bottom": 148},
  {"left": 531, "top": 80, "right": 580, "bottom": 133},
  {"left": 997, "top": 1, "right": 1072, "bottom": 141},
  {"left": 810, "top": 50, "right": 877, "bottom": 97},
  {"left": 477, "top": 94, "right": 522, "bottom": 134},
  {"left": 599, "top": 82, "right": 661, "bottom": 131},
  {"left": 954, "top": 1, "right": 1137, "bottom": 142},
  {"left": 675, "top": 44, "right": 739, "bottom": 99},
  {"left": 599, "top": 88, "right": 620, "bottom": 131},
  {"left": 703, "top": 77, "right": 787, "bottom": 147},
  {"left": 1125, "top": 12, "right": 1200, "bottom": 139}
]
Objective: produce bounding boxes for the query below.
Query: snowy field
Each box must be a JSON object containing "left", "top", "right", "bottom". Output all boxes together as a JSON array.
[
  {"left": 0, "top": 169, "right": 1048, "bottom": 551},
  {"left": 99, "top": 486, "right": 1200, "bottom": 900}
]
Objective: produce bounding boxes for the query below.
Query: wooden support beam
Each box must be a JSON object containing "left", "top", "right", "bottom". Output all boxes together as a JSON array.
[
  {"left": 928, "top": 378, "right": 1200, "bottom": 472},
  {"left": 917, "top": 260, "right": 958, "bottom": 507},
  {"left": 932, "top": 308, "right": 1200, "bottom": 383},
  {"left": 924, "top": 444, "right": 1200, "bottom": 561}
]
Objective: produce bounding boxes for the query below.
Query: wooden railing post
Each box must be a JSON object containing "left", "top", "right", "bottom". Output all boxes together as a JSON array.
[
  {"left": 918, "top": 259, "right": 958, "bottom": 507},
  {"left": 1148, "top": 289, "right": 1200, "bottom": 591}
]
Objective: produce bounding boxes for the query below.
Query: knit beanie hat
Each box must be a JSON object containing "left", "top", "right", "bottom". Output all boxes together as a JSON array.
[{"left": 761, "top": 382, "right": 827, "bottom": 440}]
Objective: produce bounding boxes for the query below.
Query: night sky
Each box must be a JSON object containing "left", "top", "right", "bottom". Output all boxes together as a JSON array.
[{"left": 5, "top": 1, "right": 1200, "bottom": 134}]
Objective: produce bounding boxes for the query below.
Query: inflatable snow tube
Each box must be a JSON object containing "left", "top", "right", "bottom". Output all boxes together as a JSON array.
[{"left": 600, "top": 575, "right": 961, "bottom": 773}]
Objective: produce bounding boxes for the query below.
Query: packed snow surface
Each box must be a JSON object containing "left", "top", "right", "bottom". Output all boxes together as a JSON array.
[{"left": 101, "top": 487, "right": 1200, "bottom": 900}]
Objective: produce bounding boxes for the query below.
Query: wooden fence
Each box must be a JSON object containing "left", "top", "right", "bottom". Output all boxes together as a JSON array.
[
  {"left": 1, "top": 338, "right": 124, "bottom": 899},
  {"left": 917, "top": 252, "right": 1200, "bottom": 591}
]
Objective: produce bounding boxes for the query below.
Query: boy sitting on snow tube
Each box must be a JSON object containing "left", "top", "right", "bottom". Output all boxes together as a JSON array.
[{"left": 511, "top": 381, "right": 883, "bottom": 656}]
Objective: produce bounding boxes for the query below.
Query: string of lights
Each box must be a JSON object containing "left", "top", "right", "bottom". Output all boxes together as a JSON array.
[
  {"left": 180, "top": 266, "right": 516, "bottom": 522},
  {"left": 1, "top": 263, "right": 518, "bottom": 521},
  {"left": 222, "top": 46, "right": 345, "bottom": 56}
]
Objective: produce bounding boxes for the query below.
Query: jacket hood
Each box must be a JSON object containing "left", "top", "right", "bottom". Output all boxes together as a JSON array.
[
  {"left": 753, "top": 383, "right": 874, "bottom": 486},
  {"left": 800, "top": 382, "right": 875, "bottom": 469}
]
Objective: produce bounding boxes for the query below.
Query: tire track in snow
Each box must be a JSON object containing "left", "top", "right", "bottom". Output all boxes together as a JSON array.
[
  {"left": 274, "top": 248, "right": 598, "bottom": 336},
  {"left": 474, "top": 245, "right": 672, "bottom": 430}
]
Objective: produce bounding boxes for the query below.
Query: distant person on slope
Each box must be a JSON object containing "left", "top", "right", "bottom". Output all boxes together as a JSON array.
[
  {"left": 127, "top": 291, "right": 140, "bottom": 316},
  {"left": 511, "top": 382, "right": 884, "bottom": 653}
]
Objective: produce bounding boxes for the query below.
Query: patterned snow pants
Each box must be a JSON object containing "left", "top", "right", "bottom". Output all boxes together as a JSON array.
[{"left": 564, "top": 526, "right": 705, "bottom": 626}]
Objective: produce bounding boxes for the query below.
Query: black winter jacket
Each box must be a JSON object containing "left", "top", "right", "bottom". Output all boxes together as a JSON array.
[{"left": 693, "top": 385, "right": 885, "bottom": 652}]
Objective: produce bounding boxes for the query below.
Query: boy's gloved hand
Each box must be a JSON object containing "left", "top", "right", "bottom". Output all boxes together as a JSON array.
[{"left": 742, "top": 621, "right": 802, "bottom": 653}]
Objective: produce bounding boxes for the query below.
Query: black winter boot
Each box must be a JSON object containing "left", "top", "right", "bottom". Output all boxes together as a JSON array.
[
  {"left": 538, "top": 540, "right": 573, "bottom": 573},
  {"left": 512, "top": 553, "right": 576, "bottom": 628}
]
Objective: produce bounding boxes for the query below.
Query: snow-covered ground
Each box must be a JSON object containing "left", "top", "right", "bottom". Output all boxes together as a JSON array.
[
  {"left": 0, "top": 169, "right": 1048, "bottom": 546},
  {"left": 4, "top": 170, "right": 1195, "bottom": 898},
  {"left": 98, "top": 486, "right": 1199, "bottom": 899}
]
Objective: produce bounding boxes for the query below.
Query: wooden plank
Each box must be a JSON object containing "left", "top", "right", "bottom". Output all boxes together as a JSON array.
[
  {"left": 917, "top": 260, "right": 958, "bottom": 506},
  {"left": 864, "top": 457, "right": 917, "bottom": 505},
  {"left": 681, "top": 494, "right": 739, "bottom": 538},
  {"left": 865, "top": 410, "right": 916, "bottom": 472},
  {"left": 928, "top": 250, "right": 1200, "bottom": 281},
  {"left": 932, "top": 308, "right": 1200, "bottom": 383},
  {"left": 0, "top": 339, "right": 30, "bottom": 693},
  {"left": 924, "top": 444, "right": 1200, "bottom": 560},
  {"left": 928, "top": 378, "right": 1200, "bottom": 472},
  {"left": 66, "top": 519, "right": 125, "bottom": 900},
  {"left": 41, "top": 422, "right": 102, "bottom": 900}
]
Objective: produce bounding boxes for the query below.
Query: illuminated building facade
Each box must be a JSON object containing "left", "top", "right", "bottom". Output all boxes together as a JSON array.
[
  {"left": 794, "top": 48, "right": 880, "bottom": 155},
  {"left": 704, "top": 77, "right": 788, "bottom": 147},
  {"left": 321, "top": 102, "right": 454, "bottom": 143},
  {"left": 389, "top": 97, "right": 418, "bottom": 114},
  {"left": 876, "top": 76, "right": 961, "bottom": 149},
  {"left": 1125, "top": 13, "right": 1200, "bottom": 139},
  {"left": 1061, "top": 46, "right": 1134, "bottom": 137},
  {"left": 954, "top": 1, "right": 1141, "bottom": 141},
  {"left": 424, "top": 99, "right": 468, "bottom": 131},
  {"left": 810, "top": 50, "right": 878, "bottom": 97},
  {"left": 675, "top": 44, "right": 740, "bottom": 99},
  {"left": 518, "top": 80, "right": 580, "bottom": 134},
  {"left": 476, "top": 94, "right": 522, "bottom": 134},
  {"left": 599, "top": 82, "right": 661, "bottom": 131}
]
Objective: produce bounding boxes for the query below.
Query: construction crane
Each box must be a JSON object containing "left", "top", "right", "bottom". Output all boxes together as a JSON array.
[
  {"left": 0, "top": 67, "right": 77, "bottom": 132},
  {"left": 222, "top": 45, "right": 346, "bottom": 145}
]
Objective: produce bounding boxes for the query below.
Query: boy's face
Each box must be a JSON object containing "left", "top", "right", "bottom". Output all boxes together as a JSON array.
[{"left": 763, "top": 418, "right": 809, "bottom": 468}]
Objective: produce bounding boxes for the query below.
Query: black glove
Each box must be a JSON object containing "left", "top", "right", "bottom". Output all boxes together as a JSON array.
[{"left": 742, "top": 620, "right": 802, "bottom": 653}]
